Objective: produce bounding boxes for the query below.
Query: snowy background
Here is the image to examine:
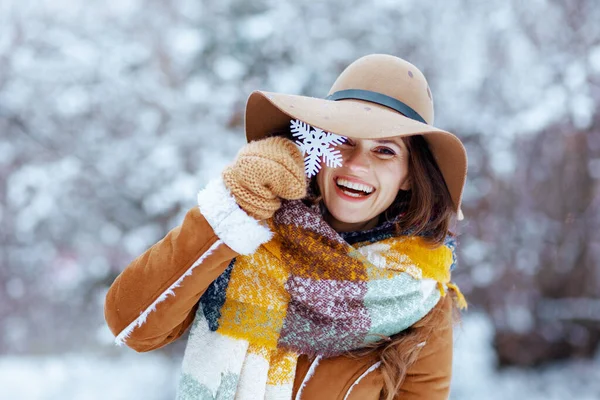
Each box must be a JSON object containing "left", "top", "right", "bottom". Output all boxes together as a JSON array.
[{"left": 1, "top": 0, "right": 599, "bottom": 398}]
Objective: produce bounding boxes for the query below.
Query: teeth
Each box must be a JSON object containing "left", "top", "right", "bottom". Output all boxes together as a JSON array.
[
  {"left": 336, "top": 178, "right": 374, "bottom": 194},
  {"left": 341, "top": 190, "right": 361, "bottom": 197}
]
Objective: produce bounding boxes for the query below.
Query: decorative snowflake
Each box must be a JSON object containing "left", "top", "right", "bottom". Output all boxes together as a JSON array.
[{"left": 290, "top": 119, "right": 346, "bottom": 178}]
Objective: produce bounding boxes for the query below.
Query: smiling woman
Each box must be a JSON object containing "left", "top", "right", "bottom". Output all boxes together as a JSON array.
[{"left": 104, "top": 54, "right": 468, "bottom": 400}]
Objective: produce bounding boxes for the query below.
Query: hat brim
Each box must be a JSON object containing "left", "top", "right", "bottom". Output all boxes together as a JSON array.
[{"left": 245, "top": 90, "right": 467, "bottom": 215}]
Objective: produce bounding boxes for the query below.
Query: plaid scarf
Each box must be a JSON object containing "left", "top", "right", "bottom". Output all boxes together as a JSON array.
[{"left": 176, "top": 199, "right": 465, "bottom": 400}]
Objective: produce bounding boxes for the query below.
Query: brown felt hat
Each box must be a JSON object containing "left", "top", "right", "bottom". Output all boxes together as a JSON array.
[{"left": 244, "top": 54, "right": 467, "bottom": 220}]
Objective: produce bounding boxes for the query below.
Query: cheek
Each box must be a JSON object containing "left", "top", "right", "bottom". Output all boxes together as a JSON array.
[
  {"left": 379, "top": 182, "right": 400, "bottom": 207},
  {"left": 317, "top": 165, "right": 332, "bottom": 193},
  {"left": 377, "top": 163, "right": 408, "bottom": 203}
]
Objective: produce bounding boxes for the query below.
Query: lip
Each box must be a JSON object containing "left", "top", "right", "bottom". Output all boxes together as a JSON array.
[{"left": 332, "top": 175, "right": 376, "bottom": 202}]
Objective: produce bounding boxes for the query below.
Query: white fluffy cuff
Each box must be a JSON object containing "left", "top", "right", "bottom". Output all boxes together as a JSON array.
[{"left": 197, "top": 178, "right": 273, "bottom": 255}]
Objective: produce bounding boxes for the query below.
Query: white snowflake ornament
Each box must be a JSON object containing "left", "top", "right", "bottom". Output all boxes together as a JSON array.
[{"left": 290, "top": 119, "right": 346, "bottom": 178}]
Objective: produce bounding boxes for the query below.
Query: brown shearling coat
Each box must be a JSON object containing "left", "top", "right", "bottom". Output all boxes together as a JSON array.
[{"left": 104, "top": 184, "right": 454, "bottom": 400}]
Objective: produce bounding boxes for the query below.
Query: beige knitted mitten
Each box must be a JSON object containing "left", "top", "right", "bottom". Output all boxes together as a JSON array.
[{"left": 222, "top": 136, "right": 307, "bottom": 220}]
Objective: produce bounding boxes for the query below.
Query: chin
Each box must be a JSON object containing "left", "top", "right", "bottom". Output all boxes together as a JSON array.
[
  {"left": 330, "top": 209, "right": 370, "bottom": 224},
  {"left": 324, "top": 197, "right": 376, "bottom": 223}
]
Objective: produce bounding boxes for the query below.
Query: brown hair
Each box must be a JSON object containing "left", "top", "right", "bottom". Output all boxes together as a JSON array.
[
  {"left": 387, "top": 134, "right": 455, "bottom": 245},
  {"left": 267, "top": 125, "right": 461, "bottom": 398},
  {"left": 350, "top": 292, "right": 461, "bottom": 400}
]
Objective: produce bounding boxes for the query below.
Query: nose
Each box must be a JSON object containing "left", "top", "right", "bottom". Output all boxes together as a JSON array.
[{"left": 344, "top": 147, "right": 371, "bottom": 174}]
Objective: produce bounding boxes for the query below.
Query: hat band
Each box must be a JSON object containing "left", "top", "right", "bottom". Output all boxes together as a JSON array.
[{"left": 326, "top": 89, "right": 427, "bottom": 124}]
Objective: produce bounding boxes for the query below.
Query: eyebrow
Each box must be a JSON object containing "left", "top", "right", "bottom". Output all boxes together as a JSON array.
[{"left": 374, "top": 139, "right": 403, "bottom": 147}]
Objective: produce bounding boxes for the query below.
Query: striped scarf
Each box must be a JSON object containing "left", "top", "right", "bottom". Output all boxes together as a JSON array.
[{"left": 176, "top": 199, "right": 465, "bottom": 400}]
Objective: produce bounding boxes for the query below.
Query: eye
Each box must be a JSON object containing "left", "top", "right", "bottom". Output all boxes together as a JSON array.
[
  {"left": 340, "top": 138, "right": 355, "bottom": 147},
  {"left": 375, "top": 147, "right": 396, "bottom": 156}
]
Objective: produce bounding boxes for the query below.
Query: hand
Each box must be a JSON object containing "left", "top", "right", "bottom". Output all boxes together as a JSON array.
[{"left": 222, "top": 136, "right": 307, "bottom": 220}]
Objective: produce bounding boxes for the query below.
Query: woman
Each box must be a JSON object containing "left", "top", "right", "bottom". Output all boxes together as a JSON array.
[{"left": 104, "top": 54, "right": 468, "bottom": 400}]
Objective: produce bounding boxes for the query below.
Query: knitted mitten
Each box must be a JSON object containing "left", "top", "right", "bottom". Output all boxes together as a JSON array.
[{"left": 222, "top": 136, "right": 307, "bottom": 220}]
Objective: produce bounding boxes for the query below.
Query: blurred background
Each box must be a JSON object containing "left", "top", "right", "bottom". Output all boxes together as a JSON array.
[{"left": 1, "top": 0, "right": 599, "bottom": 398}]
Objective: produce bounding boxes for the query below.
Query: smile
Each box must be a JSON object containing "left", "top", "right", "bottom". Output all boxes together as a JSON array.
[{"left": 334, "top": 177, "right": 375, "bottom": 199}]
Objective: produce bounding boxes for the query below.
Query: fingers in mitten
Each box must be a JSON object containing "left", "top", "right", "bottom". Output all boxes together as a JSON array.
[
  {"left": 223, "top": 168, "right": 280, "bottom": 220},
  {"left": 244, "top": 137, "right": 304, "bottom": 169},
  {"left": 235, "top": 156, "right": 281, "bottom": 200},
  {"left": 253, "top": 158, "right": 306, "bottom": 200}
]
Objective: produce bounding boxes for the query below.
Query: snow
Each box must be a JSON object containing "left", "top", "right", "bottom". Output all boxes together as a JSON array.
[
  {"left": 239, "top": 13, "right": 276, "bottom": 41},
  {"left": 451, "top": 312, "right": 600, "bottom": 399},
  {"left": 1, "top": 313, "right": 599, "bottom": 399},
  {"left": 590, "top": 45, "right": 600, "bottom": 73},
  {"left": 0, "top": 352, "right": 180, "bottom": 400},
  {"left": 213, "top": 56, "right": 246, "bottom": 81}
]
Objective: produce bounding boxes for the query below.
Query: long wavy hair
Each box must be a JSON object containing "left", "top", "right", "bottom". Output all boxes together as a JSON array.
[{"left": 267, "top": 125, "right": 462, "bottom": 399}]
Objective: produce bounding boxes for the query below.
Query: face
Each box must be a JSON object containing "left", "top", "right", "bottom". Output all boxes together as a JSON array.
[{"left": 316, "top": 137, "right": 411, "bottom": 233}]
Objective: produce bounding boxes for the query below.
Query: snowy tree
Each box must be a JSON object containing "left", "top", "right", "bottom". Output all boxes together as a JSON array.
[{"left": 1, "top": 0, "right": 599, "bottom": 384}]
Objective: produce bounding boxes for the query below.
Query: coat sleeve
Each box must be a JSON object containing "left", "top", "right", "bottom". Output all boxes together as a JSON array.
[
  {"left": 104, "top": 178, "right": 273, "bottom": 352},
  {"left": 396, "top": 294, "right": 454, "bottom": 400}
]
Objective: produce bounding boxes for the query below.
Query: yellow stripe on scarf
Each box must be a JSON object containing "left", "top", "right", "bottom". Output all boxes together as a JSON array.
[
  {"left": 356, "top": 236, "right": 467, "bottom": 309},
  {"left": 447, "top": 282, "right": 468, "bottom": 310}
]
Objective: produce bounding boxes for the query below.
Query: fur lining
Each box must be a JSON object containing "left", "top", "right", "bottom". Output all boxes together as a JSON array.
[
  {"left": 343, "top": 361, "right": 382, "bottom": 400},
  {"left": 294, "top": 355, "right": 322, "bottom": 400},
  {"left": 197, "top": 178, "right": 273, "bottom": 255},
  {"left": 114, "top": 239, "right": 223, "bottom": 346}
]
